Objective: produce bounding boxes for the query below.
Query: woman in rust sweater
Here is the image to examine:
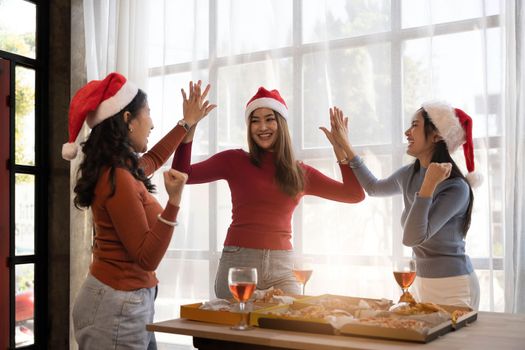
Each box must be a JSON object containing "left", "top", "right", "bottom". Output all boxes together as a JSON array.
[
  {"left": 63, "top": 74, "right": 215, "bottom": 349},
  {"left": 172, "top": 87, "right": 365, "bottom": 299}
]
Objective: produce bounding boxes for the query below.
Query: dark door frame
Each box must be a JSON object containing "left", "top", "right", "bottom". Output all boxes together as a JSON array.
[{"left": 0, "top": 0, "right": 49, "bottom": 348}]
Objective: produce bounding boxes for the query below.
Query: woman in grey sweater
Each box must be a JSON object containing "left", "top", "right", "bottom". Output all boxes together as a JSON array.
[{"left": 321, "top": 101, "right": 481, "bottom": 310}]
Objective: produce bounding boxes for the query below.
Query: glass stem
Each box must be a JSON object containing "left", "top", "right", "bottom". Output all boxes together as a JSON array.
[
  {"left": 239, "top": 302, "right": 246, "bottom": 327},
  {"left": 302, "top": 283, "right": 306, "bottom": 296}
]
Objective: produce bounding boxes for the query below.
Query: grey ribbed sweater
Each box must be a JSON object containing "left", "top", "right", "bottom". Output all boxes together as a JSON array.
[{"left": 349, "top": 156, "right": 474, "bottom": 278}]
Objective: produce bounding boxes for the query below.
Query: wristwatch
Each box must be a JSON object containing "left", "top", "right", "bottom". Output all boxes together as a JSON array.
[{"left": 177, "top": 119, "right": 191, "bottom": 132}]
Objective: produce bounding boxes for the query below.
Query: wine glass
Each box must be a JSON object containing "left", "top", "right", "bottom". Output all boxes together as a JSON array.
[
  {"left": 393, "top": 258, "right": 417, "bottom": 305},
  {"left": 228, "top": 267, "right": 258, "bottom": 331},
  {"left": 292, "top": 257, "right": 313, "bottom": 296}
]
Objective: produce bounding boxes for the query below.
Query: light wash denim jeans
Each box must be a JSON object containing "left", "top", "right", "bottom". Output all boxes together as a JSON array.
[
  {"left": 214, "top": 246, "right": 301, "bottom": 299},
  {"left": 72, "top": 274, "right": 157, "bottom": 350}
]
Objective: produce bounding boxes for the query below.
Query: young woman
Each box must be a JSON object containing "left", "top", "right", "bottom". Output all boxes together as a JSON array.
[
  {"left": 65, "top": 73, "right": 214, "bottom": 349},
  {"left": 321, "top": 102, "right": 481, "bottom": 310},
  {"left": 172, "top": 86, "right": 365, "bottom": 299}
]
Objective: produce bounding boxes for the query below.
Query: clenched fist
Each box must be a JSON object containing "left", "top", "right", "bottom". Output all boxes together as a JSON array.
[
  {"left": 426, "top": 162, "right": 452, "bottom": 184},
  {"left": 164, "top": 169, "right": 188, "bottom": 206},
  {"left": 419, "top": 162, "right": 452, "bottom": 197}
]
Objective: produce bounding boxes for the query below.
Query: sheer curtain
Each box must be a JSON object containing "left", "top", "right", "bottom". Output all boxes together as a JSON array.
[
  {"left": 83, "top": 0, "right": 522, "bottom": 348},
  {"left": 83, "top": 0, "right": 149, "bottom": 84},
  {"left": 504, "top": 0, "right": 525, "bottom": 314}
]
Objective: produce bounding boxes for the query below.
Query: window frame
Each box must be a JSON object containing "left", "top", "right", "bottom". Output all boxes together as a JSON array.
[
  {"left": 148, "top": 0, "right": 503, "bottom": 309},
  {"left": 0, "top": 0, "right": 49, "bottom": 348}
]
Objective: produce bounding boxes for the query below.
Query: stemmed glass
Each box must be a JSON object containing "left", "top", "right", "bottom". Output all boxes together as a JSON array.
[
  {"left": 292, "top": 257, "right": 313, "bottom": 296},
  {"left": 228, "top": 267, "right": 258, "bottom": 331},
  {"left": 393, "top": 258, "right": 417, "bottom": 305}
]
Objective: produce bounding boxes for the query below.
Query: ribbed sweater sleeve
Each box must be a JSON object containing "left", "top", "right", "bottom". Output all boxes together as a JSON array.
[
  {"left": 303, "top": 163, "right": 365, "bottom": 202},
  {"left": 139, "top": 125, "right": 187, "bottom": 176},
  {"left": 403, "top": 180, "right": 470, "bottom": 247},
  {"left": 105, "top": 168, "right": 179, "bottom": 271},
  {"left": 171, "top": 141, "right": 231, "bottom": 183},
  {"left": 348, "top": 155, "right": 404, "bottom": 197}
]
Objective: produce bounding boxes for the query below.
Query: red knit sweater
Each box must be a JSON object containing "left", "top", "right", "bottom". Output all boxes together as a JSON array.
[
  {"left": 172, "top": 142, "right": 365, "bottom": 250},
  {"left": 89, "top": 125, "right": 186, "bottom": 291}
]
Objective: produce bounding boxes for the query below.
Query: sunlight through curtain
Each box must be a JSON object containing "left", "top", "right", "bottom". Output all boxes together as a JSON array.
[{"left": 83, "top": 0, "right": 521, "bottom": 348}]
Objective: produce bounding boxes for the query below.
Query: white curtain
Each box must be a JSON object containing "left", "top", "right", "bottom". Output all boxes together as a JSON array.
[
  {"left": 504, "top": 0, "right": 525, "bottom": 314},
  {"left": 83, "top": 0, "right": 523, "bottom": 348},
  {"left": 83, "top": 0, "right": 149, "bottom": 85}
]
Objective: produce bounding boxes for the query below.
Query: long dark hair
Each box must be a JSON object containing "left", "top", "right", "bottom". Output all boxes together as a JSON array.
[
  {"left": 413, "top": 108, "right": 474, "bottom": 236},
  {"left": 247, "top": 112, "right": 304, "bottom": 197},
  {"left": 73, "top": 90, "right": 155, "bottom": 209}
]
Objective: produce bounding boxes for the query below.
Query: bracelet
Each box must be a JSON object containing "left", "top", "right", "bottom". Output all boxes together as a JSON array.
[
  {"left": 337, "top": 157, "right": 349, "bottom": 165},
  {"left": 157, "top": 213, "right": 178, "bottom": 227}
]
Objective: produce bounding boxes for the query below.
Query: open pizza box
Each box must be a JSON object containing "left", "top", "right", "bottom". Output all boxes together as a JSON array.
[
  {"left": 180, "top": 301, "right": 278, "bottom": 326},
  {"left": 180, "top": 291, "right": 307, "bottom": 326},
  {"left": 250, "top": 294, "right": 477, "bottom": 342},
  {"left": 339, "top": 302, "right": 477, "bottom": 343},
  {"left": 250, "top": 295, "right": 392, "bottom": 335}
]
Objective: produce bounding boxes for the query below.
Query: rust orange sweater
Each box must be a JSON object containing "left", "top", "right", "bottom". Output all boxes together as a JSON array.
[{"left": 89, "top": 125, "right": 186, "bottom": 291}]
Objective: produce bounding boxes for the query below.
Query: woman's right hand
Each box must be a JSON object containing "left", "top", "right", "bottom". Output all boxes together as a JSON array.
[
  {"left": 320, "top": 107, "right": 356, "bottom": 161},
  {"left": 164, "top": 169, "right": 188, "bottom": 206},
  {"left": 181, "top": 80, "right": 217, "bottom": 127}
]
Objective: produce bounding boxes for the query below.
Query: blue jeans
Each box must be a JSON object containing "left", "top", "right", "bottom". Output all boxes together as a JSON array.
[
  {"left": 214, "top": 246, "right": 301, "bottom": 299},
  {"left": 72, "top": 274, "right": 157, "bottom": 350}
]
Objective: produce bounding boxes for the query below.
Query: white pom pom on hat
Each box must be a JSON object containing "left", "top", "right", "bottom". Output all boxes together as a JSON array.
[
  {"left": 245, "top": 87, "right": 288, "bottom": 121},
  {"left": 421, "top": 100, "right": 482, "bottom": 188},
  {"left": 62, "top": 72, "right": 138, "bottom": 161}
]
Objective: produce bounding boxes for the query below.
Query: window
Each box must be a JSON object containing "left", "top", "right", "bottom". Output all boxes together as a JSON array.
[
  {"left": 146, "top": 1, "right": 503, "bottom": 347},
  {"left": 0, "top": 0, "right": 48, "bottom": 348}
]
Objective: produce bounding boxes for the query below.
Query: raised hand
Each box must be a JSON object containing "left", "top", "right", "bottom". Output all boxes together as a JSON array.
[
  {"left": 319, "top": 106, "right": 356, "bottom": 162},
  {"left": 425, "top": 162, "right": 452, "bottom": 186},
  {"left": 181, "top": 80, "right": 217, "bottom": 127},
  {"left": 164, "top": 169, "right": 188, "bottom": 206},
  {"left": 419, "top": 162, "right": 452, "bottom": 197}
]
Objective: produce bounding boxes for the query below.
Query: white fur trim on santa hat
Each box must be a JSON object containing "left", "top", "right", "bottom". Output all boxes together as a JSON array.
[
  {"left": 422, "top": 100, "right": 465, "bottom": 153},
  {"left": 86, "top": 80, "right": 139, "bottom": 128},
  {"left": 61, "top": 142, "right": 79, "bottom": 160},
  {"left": 245, "top": 97, "right": 288, "bottom": 121},
  {"left": 466, "top": 171, "right": 483, "bottom": 188}
]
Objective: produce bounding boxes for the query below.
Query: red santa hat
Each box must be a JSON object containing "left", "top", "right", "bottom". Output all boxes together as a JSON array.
[
  {"left": 245, "top": 87, "right": 288, "bottom": 121},
  {"left": 421, "top": 100, "right": 483, "bottom": 188},
  {"left": 61, "top": 72, "right": 138, "bottom": 160}
]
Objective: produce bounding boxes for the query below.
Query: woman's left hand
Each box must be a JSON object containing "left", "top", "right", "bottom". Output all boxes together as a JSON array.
[
  {"left": 320, "top": 107, "right": 351, "bottom": 147},
  {"left": 419, "top": 162, "right": 452, "bottom": 197},
  {"left": 181, "top": 80, "right": 217, "bottom": 127},
  {"left": 320, "top": 107, "right": 352, "bottom": 162}
]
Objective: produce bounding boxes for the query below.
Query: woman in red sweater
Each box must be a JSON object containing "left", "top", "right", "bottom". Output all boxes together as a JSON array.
[
  {"left": 172, "top": 86, "right": 365, "bottom": 299},
  {"left": 64, "top": 74, "right": 214, "bottom": 349}
]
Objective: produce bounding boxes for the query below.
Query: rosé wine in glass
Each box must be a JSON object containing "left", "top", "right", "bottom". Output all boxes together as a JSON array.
[
  {"left": 293, "top": 257, "right": 313, "bottom": 295},
  {"left": 393, "top": 259, "right": 417, "bottom": 304},
  {"left": 228, "top": 267, "right": 258, "bottom": 330}
]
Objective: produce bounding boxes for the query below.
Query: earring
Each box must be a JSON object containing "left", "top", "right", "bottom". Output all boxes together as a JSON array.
[{"left": 129, "top": 127, "right": 133, "bottom": 133}]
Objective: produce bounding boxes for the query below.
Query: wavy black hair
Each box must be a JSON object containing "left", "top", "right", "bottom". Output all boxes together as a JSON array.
[
  {"left": 412, "top": 108, "right": 474, "bottom": 236},
  {"left": 73, "top": 89, "right": 156, "bottom": 209}
]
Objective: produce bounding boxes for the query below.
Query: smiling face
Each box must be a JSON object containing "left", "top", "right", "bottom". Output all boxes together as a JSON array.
[
  {"left": 249, "top": 108, "right": 279, "bottom": 151},
  {"left": 127, "top": 101, "right": 153, "bottom": 153},
  {"left": 404, "top": 110, "right": 439, "bottom": 164}
]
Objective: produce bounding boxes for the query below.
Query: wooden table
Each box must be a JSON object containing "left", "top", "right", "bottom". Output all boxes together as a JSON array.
[{"left": 147, "top": 311, "right": 525, "bottom": 350}]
